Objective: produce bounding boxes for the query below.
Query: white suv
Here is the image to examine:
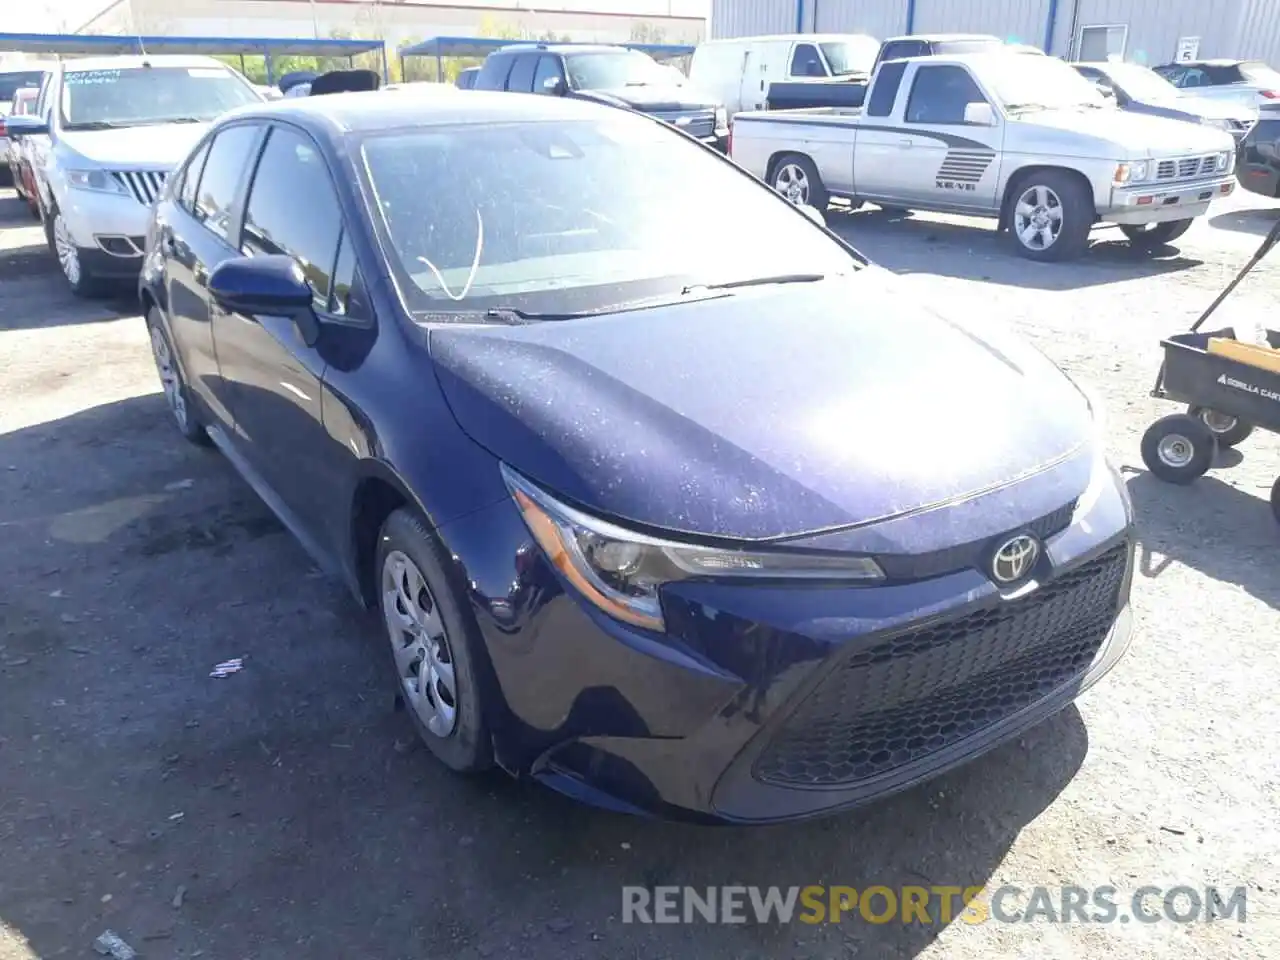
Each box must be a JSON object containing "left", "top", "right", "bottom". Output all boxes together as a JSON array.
[{"left": 8, "top": 55, "right": 261, "bottom": 296}]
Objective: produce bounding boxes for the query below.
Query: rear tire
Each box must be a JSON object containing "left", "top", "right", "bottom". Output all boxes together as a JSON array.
[
  {"left": 146, "top": 306, "right": 210, "bottom": 447},
  {"left": 1007, "top": 170, "right": 1093, "bottom": 262},
  {"left": 1187, "top": 405, "right": 1254, "bottom": 447},
  {"left": 769, "top": 153, "right": 829, "bottom": 210},
  {"left": 1120, "top": 218, "right": 1194, "bottom": 248},
  {"left": 1140, "top": 414, "right": 1215, "bottom": 485}
]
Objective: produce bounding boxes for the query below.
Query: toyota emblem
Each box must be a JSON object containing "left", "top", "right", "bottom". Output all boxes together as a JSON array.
[{"left": 990, "top": 535, "right": 1040, "bottom": 584}]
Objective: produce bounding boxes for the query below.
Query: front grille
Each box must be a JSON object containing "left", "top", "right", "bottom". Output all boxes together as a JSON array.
[
  {"left": 1154, "top": 155, "right": 1218, "bottom": 182},
  {"left": 650, "top": 109, "right": 715, "bottom": 139},
  {"left": 110, "top": 169, "right": 167, "bottom": 205},
  {"left": 754, "top": 543, "right": 1129, "bottom": 787}
]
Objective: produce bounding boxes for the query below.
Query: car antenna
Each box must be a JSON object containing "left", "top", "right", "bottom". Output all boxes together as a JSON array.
[{"left": 125, "top": 0, "right": 149, "bottom": 63}]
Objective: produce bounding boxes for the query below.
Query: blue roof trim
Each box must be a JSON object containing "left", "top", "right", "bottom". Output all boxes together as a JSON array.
[
  {"left": 398, "top": 35, "right": 694, "bottom": 60},
  {"left": 0, "top": 31, "right": 385, "bottom": 57}
]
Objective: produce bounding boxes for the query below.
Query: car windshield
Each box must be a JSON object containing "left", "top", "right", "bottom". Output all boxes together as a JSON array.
[
  {"left": 1098, "top": 63, "right": 1180, "bottom": 101},
  {"left": 59, "top": 65, "right": 260, "bottom": 129},
  {"left": 360, "top": 115, "right": 860, "bottom": 317},
  {"left": 987, "top": 55, "right": 1109, "bottom": 110},
  {"left": 1241, "top": 61, "right": 1280, "bottom": 87},
  {"left": 819, "top": 37, "right": 880, "bottom": 76},
  {"left": 0, "top": 71, "right": 45, "bottom": 107},
  {"left": 564, "top": 51, "right": 674, "bottom": 89}
]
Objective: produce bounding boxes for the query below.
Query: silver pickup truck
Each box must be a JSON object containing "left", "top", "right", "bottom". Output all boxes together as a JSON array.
[{"left": 730, "top": 52, "right": 1239, "bottom": 261}]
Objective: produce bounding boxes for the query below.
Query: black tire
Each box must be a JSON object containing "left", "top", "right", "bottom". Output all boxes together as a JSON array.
[
  {"left": 1140, "top": 414, "right": 1215, "bottom": 485},
  {"left": 1006, "top": 170, "right": 1094, "bottom": 262},
  {"left": 1120, "top": 218, "right": 1194, "bottom": 248},
  {"left": 1187, "top": 405, "right": 1254, "bottom": 447},
  {"left": 769, "top": 153, "right": 829, "bottom": 210},
  {"left": 1271, "top": 476, "right": 1280, "bottom": 523},
  {"left": 376, "top": 507, "right": 493, "bottom": 773},
  {"left": 145, "top": 306, "right": 211, "bottom": 447},
  {"left": 46, "top": 205, "right": 105, "bottom": 298}
]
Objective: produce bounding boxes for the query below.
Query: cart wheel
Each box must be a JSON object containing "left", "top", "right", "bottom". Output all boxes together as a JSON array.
[
  {"left": 1140, "top": 414, "right": 1215, "bottom": 485},
  {"left": 1188, "top": 406, "right": 1254, "bottom": 447},
  {"left": 1271, "top": 476, "right": 1280, "bottom": 523}
]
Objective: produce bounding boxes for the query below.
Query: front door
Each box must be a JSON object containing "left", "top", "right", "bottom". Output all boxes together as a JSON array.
[
  {"left": 209, "top": 122, "right": 349, "bottom": 547},
  {"left": 895, "top": 64, "right": 1002, "bottom": 211}
]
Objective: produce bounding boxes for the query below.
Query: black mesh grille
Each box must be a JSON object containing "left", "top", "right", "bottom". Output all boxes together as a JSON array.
[{"left": 754, "top": 544, "right": 1129, "bottom": 787}]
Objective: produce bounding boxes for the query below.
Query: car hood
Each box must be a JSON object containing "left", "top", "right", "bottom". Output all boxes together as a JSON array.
[
  {"left": 1021, "top": 107, "right": 1236, "bottom": 155},
  {"left": 56, "top": 122, "right": 210, "bottom": 168},
  {"left": 578, "top": 85, "right": 720, "bottom": 111},
  {"left": 429, "top": 273, "right": 1095, "bottom": 541}
]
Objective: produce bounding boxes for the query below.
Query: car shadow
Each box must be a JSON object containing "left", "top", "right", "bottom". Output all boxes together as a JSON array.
[
  {"left": 827, "top": 208, "right": 1203, "bottom": 290},
  {"left": 1125, "top": 469, "right": 1279, "bottom": 610},
  {"left": 0, "top": 392, "right": 1095, "bottom": 959},
  {"left": 1208, "top": 205, "right": 1280, "bottom": 235}
]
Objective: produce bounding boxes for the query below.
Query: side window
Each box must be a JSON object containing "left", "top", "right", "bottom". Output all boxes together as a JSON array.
[
  {"left": 905, "top": 65, "right": 987, "bottom": 125},
  {"left": 475, "top": 55, "right": 514, "bottom": 91},
  {"left": 532, "top": 55, "right": 565, "bottom": 94},
  {"left": 193, "top": 124, "right": 262, "bottom": 242},
  {"left": 789, "top": 44, "right": 826, "bottom": 78},
  {"left": 880, "top": 41, "right": 923, "bottom": 63},
  {"left": 240, "top": 125, "right": 342, "bottom": 312},
  {"left": 177, "top": 141, "right": 212, "bottom": 214},
  {"left": 506, "top": 55, "right": 538, "bottom": 93},
  {"left": 866, "top": 60, "right": 907, "bottom": 117},
  {"left": 1180, "top": 67, "right": 1209, "bottom": 88},
  {"left": 1207, "top": 65, "right": 1244, "bottom": 85}
]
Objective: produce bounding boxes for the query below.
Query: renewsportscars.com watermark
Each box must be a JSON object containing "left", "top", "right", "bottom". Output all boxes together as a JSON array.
[{"left": 622, "top": 885, "right": 1248, "bottom": 926}]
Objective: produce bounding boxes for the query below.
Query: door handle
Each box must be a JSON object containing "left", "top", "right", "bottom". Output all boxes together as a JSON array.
[{"left": 898, "top": 138, "right": 914, "bottom": 149}]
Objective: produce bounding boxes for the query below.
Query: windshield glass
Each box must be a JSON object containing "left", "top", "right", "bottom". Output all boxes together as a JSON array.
[
  {"left": 986, "top": 54, "right": 1109, "bottom": 110},
  {"left": 1098, "top": 63, "right": 1179, "bottom": 101},
  {"left": 564, "top": 51, "right": 674, "bottom": 89},
  {"left": 1241, "top": 61, "right": 1280, "bottom": 87},
  {"left": 0, "top": 71, "right": 45, "bottom": 106},
  {"left": 819, "top": 38, "right": 880, "bottom": 76},
  {"left": 360, "top": 116, "right": 860, "bottom": 317},
  {"left": 59, "top": 66, "right": 260, "bottom": 129}
]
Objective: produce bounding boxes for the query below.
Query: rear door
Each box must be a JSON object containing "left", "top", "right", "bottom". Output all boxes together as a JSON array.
[{"left": 894, "top": 63, "right": 1001, "bottom": 210}]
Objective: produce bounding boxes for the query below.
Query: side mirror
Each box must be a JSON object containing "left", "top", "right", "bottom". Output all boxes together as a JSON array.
[
  {"left": 4, "top": 114, "right": 49, "bottom": 138},
  {"left": 963, "top": 101, "right": 996, "bottom": 126},
  {"left": 797, "top": 204, "right": 826, "bottom": 227},
  {"left": 541, "top": 75, "right": 567, "bottom": 96},
  {"left": 208, "top": 254, "right": 321, "bottom": 345}
]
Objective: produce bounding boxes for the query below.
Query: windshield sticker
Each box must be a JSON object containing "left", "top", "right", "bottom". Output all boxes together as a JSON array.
[
  {"left": 65, "top": 70, "right": 122, "bottom": 85},
  {"left": 188, "top": 68, "right": 227, "bottom": 78}
]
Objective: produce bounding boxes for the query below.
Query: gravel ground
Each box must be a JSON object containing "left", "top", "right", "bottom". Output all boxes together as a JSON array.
[{"left": 0, "top": 186, "right": 1277, "bottom": 960}]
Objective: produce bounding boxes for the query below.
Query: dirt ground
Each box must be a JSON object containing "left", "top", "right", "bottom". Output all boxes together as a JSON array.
[{"left": 0, "top": 185, "right": 1277, "bottom": 960}]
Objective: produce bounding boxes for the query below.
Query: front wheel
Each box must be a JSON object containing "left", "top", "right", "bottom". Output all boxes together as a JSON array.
[
  {"left": 1140, "top": 414, "right": 1215, "bottom": 485},
  {"left": 1007, "top": 171, "right": 1093, "bottom": 262},
  {"left": 1120, "top": 219, "right": 1194, "bottom": 248},
  {"left": 770, "top": 153, "right": 829, "bottom": 210},
  {"left": 49, "top": 208, "right": 104, "bottom": 298},
  {"left": 377, "top": 507, "right": 493, "bottom": 773},
  {"left": 1187, "top": 406, "right": 1254, "bottom": 447}
]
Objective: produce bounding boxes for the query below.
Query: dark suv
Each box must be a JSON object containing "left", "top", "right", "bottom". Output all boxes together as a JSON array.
[{"left": 473, "top": 44, "right": 728, "bottom": 152}]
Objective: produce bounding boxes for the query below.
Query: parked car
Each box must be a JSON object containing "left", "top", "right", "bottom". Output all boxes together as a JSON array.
[
  {"left": 139, "top": 89, "right": 1135, "bottom": 824},
  {"left": 4, "top": 55, "right": 262, "bottom": 297},
  {"left": 455, "top": 66, "right": 479, "bottom": 89},
  {"left": 0, "top": 64, "right": 49, "bottom": 186},
  {"left": 731, "top": 52, "right": 1238, "bottom": 260},
  {"left": 1152, "top": 59, "right": 1280, "bottom": 113},
  {"left": 473, "top": 43, "right": 728, "bottom": 151},
  {"left": 1235, "top": 113, "right": 1280, "bottom": 196},
  {"left": 1074, "top": 61, "right": 1257, "bottom": 146},
  {"left": 689, "top": 33, "right": 880, "bottom": 115},
  {"left": 868, "top": 33, "right": 1004, "bottom": 74},
  {"left": 5, "top": 86, "right": 41, "bottom": 215}
]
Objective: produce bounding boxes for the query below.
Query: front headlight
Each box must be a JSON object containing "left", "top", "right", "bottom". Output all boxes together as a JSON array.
[
  {"left": 1113, "top": 160, "right": 1149, "bottom": 183},
  {"left": 714, "top": 106, "right": 728, "bottom": 128},
  {"left": 503, "top": 465, "right": 884, "bottom": 632},
  {"left": 65, "top": 168, "right": 127, "bottom": 196},
  {"left": 1217, "top": 150, "right": 1233, "bottom": 170}
]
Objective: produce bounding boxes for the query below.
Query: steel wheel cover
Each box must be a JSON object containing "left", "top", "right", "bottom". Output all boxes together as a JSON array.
[{"left": 381, "top": 549, "right": 459, "bottom": 738}]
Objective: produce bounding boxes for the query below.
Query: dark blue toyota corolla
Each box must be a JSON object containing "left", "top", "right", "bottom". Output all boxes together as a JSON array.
[{"left": 140, "top": 90, "right": 1135, "bottom": 823}]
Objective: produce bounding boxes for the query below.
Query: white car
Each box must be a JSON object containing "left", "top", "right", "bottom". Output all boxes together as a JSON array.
[
  {"left": 6, "top": 55, "right": 261, "bottom": 297},
  {"left": 0, "top": 63, "right": 50, "bottom": 184},
  {"left": 1153, "top": 59, "right": 1280, "bottom": 114}
]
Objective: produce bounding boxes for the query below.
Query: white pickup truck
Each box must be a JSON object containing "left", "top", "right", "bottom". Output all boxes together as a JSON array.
[{"left": 730, "top": 52, "right": 1239, "bottom": 261}]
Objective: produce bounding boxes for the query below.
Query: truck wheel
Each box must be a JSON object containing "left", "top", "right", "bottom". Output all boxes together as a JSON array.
[
  {"left": 1187, "top": 406, "right": 1254, "bottom": 447},
  {"left": 1140, "top": 414, "right": 1215, "bottom": 485},
  {"left": 1008, "top": 171, "right": 1093, "bottom": 262},
  {"left": 1120, "top": 219, "right": 1194, "bottom": 248},
  {"left": 770, "top": 154, "right": 828, "bottom": 210}
]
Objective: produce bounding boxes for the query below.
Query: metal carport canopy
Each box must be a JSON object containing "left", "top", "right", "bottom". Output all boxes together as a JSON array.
[
  {"left": 0, "top": 32, "right": 387, "bottom": 82},
  {"left": 399, "top": 36, "right": 695, "bottom": 61}
]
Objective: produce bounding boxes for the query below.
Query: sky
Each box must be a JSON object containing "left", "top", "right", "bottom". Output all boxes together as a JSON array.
[{"left": 8, "top": 0, "right": 117, "bottom": 33}]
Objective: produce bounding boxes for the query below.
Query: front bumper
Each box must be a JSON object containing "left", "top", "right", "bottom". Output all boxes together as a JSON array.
[
  {"left": 1103, "top": 174, "right": 1236, "bottom": 224},
  {"left": 445, "top": 453, "right": 1135, "bottom": 824},
  {"left": 58, "top": 185, "right": 153, "bottom": 251}
]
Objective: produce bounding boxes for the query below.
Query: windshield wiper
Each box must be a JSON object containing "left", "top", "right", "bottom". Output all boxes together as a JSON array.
[
  {"left": 130, "top": 116, "right": 209, "bottom": 125},
  {"left": 680, "top": 273, "right": 825, "bottom": 295},
  {"left": 414, "top": 307, "right": 597, "bottom": 325},
  {"left": 63, "top": 120, "right": 131, "bottom": 130}
]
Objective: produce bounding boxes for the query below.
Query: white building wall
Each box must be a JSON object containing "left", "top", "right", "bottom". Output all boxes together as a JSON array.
[{"left": 709, "top": 0, "right": 794, "bottom": 39}]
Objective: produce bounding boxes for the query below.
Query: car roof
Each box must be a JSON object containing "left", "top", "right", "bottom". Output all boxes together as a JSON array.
[
  {"left": 493, "top": 43, "right": 630, "bottom": 56},
  {"left": 57, "top": 54, "right": 234, "bottom": 72},
  {"left": 217, "top": 88, "right": 630, "bottom": 136},
  {"left": 698, "top": 34, "right": 876, "bottom": 44},
  {"left": 1157, "top": 58, "right": 1247, "bottom": 67},
  {"left": 883, "top": 33, "right": 1001, "bottom": 43}
]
